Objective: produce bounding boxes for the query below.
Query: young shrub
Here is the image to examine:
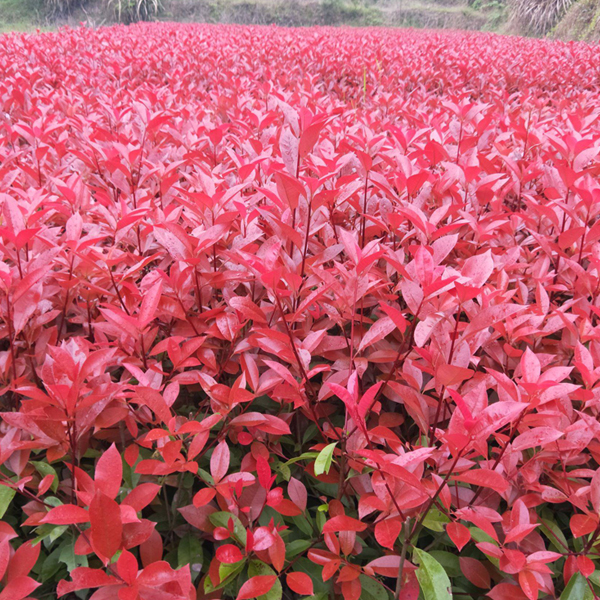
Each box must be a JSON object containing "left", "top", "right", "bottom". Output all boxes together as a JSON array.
[{"left": 0, "top": 21, "right": 599, "bottom": 600}]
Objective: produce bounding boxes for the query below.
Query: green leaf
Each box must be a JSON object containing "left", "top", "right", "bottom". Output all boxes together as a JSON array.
[
  {"left": 41, "top": 547, "right": 64, "bottom": 581},
  {"left": 0, "top": 485, "right": 15, "bottom": 519},
  {"left": 423, "top": 509, "right": 450, "bottom": 532},
  {"left": 561, "top": 573, "right": 593, "bottom": 600},
  {"left": 414, "top": 548, "right": 452, "bottom": 600},
  {"left": 248, "top": 560, "right": 282, "bottom": 600},
  {"left": 178, "top": 533, "right": 203, "bottom": 574},
  {"left": 285, "top": 539, "right": 313, "bottom": 558},
  {"left": 44, "top": 496, "right": 63, "bottom": 507},
  {"left": 283, "top": 452, "right": 319, "bottom": 467},
  {"left": 58, "top": 539, "right": 87, "bottom": 572},
  {"left": 429, "top": 551, "right": 460, "bottom": 578},
  {"left": 539, "top": 515, "right": 569, "bottom": 553},
  {"left": 291, "top": 515, "right": 313, "bottom": 537},
  {"left": 314, "top": 443, "right": 337, "bottom": 476},
  {"left": 31, "top": 461, "right": 59, "bottom": 493},
  {"left": 316, "top": 510, "right": 326, "bottom": 533},
  {"left": 198, "top": 468, "right": 215, "bottom": 486},
  {"left": 52, "top": 524, "right": 69, "bottom": 542},
  {"left": 204, "top": 559, "right": 246, "bottom": 593},
  {"left": 468, "top": 526, "right": 496, "bottom": 545},
  {"left": 273, "top": 460, "right": 291, "bottom": 481},
  {"left": 209, "top": 512, "right": 247, "bottom": 545},
  {"left": 359, "top": 575, "right": 390, "bottom": 600},
  {"left": 302, "top": 424, "right": 318, "bottom": 445},
  {"left": 219, "top": 560, "right": 244, "bottom": 582}
]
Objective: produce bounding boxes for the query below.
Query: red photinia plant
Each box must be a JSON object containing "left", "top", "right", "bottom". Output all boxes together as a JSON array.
[{"left": 0, "top": 21, "right": 599, "bottom": 600}]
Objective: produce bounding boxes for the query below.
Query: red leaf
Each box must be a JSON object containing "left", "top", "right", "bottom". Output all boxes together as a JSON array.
[
  {"left": 358, "top": 317, "right": 395, "bottom": 353},
  {"left": 89, "top": 491, "right": 122, "bottom": 560},
  {"left": 520, "top": 348, "right": 540, "bottom": 384},
  {"left": 0, "top": 577, "right": 40, "bottom": 600},
  {"left": 518, "top": 570, "right": 539, "bottom": 600},
  {"left": 459, "top": 557, "right": 491, "bottom": 589},
  {"left": 577, "top": 555, "right": 595, "bottom": 578},
  {"left": 216, "top": 544, "right": 244, "bottom": 564},
  {"left": 365, "top": 555, "right": 402, "bottom": 578},
  {"left": 236, "top": 575, "right": 277, "bottom": 600},
  {"left": 436, "top": 364, "right": 474, "bottom": 387},
  {"left": 374, "top": 518, "right": 402, "bottom": 550},
  {"left": 446, "top": 522, "right": 471, "bottom": 552},
  {"left": 117, "top": 550, "right": 138, "bottom": 584},
  {"left": 41, "top": 504, "right": 90, "bottom": 525},
  {"left": 287, "top": 572, "right": 314, "bottom": 595},
  {"left": 341, "top": 578, "right": 362, "bottom": 600},
  {"left": 122, "top": 483, "right": 161, "bottom": 512},
  {"left": 6, "top": 542, "right": 40, "bottom": 581},
  {"left": 487, "top": 583, "right": 528, "bottom": 600},
  {"left": 140, "top": 528, "right": 163, "bottom": 567},
  {"left": 193, "top": 488, "right": 217, "bottom": 508},
  {"left": 322, "top": 515, "right": 368, "bottom": 534},
  {"left": 138, "top": 280, "right": 163, "bottom": 329},
  {"left": 453, "top": 469, "right": 508, "bottom": 495},
  {"left": 94, "top": 443, "right": 122, "bottom": 500},
  {"left": 57, "top": 567, "right": 119, "bottom": 597},
  {"left": 512, "top": 427, "right": 563, "bottom": 452},
  {"left": 288, "top": 478, "right": 307, "bottom": 512},
  {"left": 570, "top": 514, "right": 598, "bottom": 538},
  {"left": 268, "top": 534, "right": 285, "bottom": 572},
  {"left": 210, "top": 441, "right": 230, "bottom": 484},
  {"left": 12, "top": 266, "right": 50, "bottom": 303}
]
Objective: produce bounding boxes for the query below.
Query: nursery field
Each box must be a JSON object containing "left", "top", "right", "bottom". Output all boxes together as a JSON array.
[{"left": 1, "top": 22, "right": 600, "bottom": 600}]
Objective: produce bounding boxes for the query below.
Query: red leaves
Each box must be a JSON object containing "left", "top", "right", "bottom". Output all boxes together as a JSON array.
[
  {"left": 6, "top": 542, "right": 39, "bottom": 582},
  {"left": 512, "top": 427, "right": 563, "bottom": 452},
  {"left": 446, "top": 522, "right": 471, "bottom": 552},
  {"left": 57, "top": 568, "right": 118, "bottom": 597},
  {"left": 89, "top": 492, "right": 122, "bottom": 560},
  {"left": 286, "top": 572, "right": 314, "bottom": 595},
  {"left": 138, "top": 280, "right": 163, "bottom": 330},
  {"left": 570, "top": 514, "right": 598, "bottom": 538},
  {"left": 41, "top": 504, "right": 90, "bottom": 525},
  {"left": 210, "top": 441, "right": 230, "bottom": 484},
  {"left": 374, "top": 518, "right": 402, "bottom": 550},
  {"left": 193, "top": 488, "right": 217, "bottom": 508},
  {"left": 453, "top": 468, "right": 509, "bottom": 495},
  {"left": 322, "top": 515, "right": 368, "bottom": 534},
  {"left": 236, "top": 575, "right": 277, "bottom": 600},
  {"left": 228, "top": 413, "right": 291, "bottom": 435},
  {"left": 287, "top": 478, "right": 307, "bottom": 512},
  {"left": 460, "top": 557, "right": 491, "bottom": 589},
  {"left": 122, "top": 483, "right": 161, "bottom": 512},
  {"left": 3, "top": 21, "right": 600, "bottom": 600},
  {"left": 95, "top": 443, "right": 122, "bottom": 500},
  {"left": 0, "top": 577, "right": 40, "bottom": 600},
  {"left": 216, "top": 544, "right": 244, "bottom": 564}
]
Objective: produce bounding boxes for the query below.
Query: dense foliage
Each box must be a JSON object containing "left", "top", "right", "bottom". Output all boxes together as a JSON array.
[{"left": 0, "top": 22, "right": 600, "bottom": 600}]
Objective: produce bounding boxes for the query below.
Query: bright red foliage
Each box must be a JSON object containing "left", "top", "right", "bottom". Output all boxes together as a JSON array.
[{"left": 0, "top": 21, "right": 600, "bottom": 600}]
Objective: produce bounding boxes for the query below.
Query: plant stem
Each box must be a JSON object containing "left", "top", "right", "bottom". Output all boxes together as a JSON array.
[{"left": 395, "top": 517, "right": 412, "bottom": 600}]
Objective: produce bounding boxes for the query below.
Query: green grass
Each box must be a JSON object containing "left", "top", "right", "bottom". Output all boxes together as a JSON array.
[
  {"left": 0, "top": 0, "right": 45, "bottom": 32},
  {"left": 0, "top": 0, "right": 506, "bottom": 33}
]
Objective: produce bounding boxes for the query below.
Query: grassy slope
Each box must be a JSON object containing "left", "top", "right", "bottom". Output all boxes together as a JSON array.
[
  {"left": 553, "top": 0, "right": 600, "bottom": 41},
  {"left": 0, "top": 0, "right": 46, "bottom": 31},
  {"left": 0, "top": 0, "right": 507, "bottom": 32}
]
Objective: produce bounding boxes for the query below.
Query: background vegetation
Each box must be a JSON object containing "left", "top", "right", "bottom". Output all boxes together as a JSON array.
[
  {"left": 0, "top": 0, "right": 597, "bottom": 41},
  {"left": 0, "top": 0, "right": 506, "bottom": 34}
]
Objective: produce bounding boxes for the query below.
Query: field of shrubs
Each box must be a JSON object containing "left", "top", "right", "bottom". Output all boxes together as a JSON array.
[{"left": 1, "top": 22, "right": 600, "bottom": 600}]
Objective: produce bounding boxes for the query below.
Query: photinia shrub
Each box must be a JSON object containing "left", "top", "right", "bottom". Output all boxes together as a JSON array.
[{"left": 0, "top": 21, "right": 599, "bottom": 600}]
